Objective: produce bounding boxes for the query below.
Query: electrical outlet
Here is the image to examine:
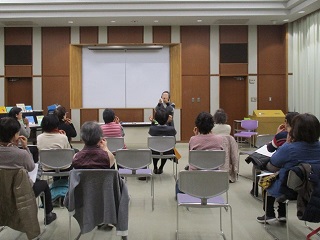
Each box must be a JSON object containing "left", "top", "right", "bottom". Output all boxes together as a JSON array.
[{"left": 251, "top": 97, "right": 257, "bottom": 102}]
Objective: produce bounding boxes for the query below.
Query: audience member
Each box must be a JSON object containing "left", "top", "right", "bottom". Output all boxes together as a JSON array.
[
  {"left": 267, "top": 111, "right": 299, "bottom": 152},
  {"left": 212, "top": 108, "right": 231, "bottom": 135},
  {"left": 150, "top": 91, "right": 175, "bottom": 127},
  {"left": 149, "top": 109, "right": 176, "bottom": 174},
  {"left": 37, "top": 114, "right": 71, "bottom": 171},
  {"left": 257, "top": 113, "right": 320, "bottom": 223},
  {"left": 8, "top": 106, "right": 30, "bottom": 138},
  {"left": 188, "top": 111, "right": 225, "bottom": 170},
  {"left": 101, "top": 108, "right": 125, "bottom": 137},
  {"left": 0, "top": 117, "right": 57, "bottom": 224},
  {"left": 54, "top": 106, "right": 77, "bottom": 144},
  {"left": 72, "top": 121, "right": 115, "bottom": 169}
]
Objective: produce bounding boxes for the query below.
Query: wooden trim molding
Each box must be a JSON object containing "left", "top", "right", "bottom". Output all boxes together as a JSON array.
[
  {"left": 70, "top": 45, "right": 82, "bottom": 108},
  {"left": 170, "top": 44, "right": 182, "bottom": 109}
]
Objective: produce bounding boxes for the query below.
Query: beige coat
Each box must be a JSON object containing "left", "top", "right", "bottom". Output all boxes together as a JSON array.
[
  {"left": 221, "top": 135, "right": 239, "bottom": 183},
  {"left": 0, "top": 168, "right": 40, "bottom": 240}
]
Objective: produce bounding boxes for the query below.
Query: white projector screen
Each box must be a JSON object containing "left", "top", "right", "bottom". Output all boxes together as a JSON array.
[{"left": 82, "top": 46, "right": 170, "bottom": 108}]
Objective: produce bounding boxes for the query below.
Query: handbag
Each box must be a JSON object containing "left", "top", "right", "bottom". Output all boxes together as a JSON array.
[{"left": 258, "top": 172, "right": 279, "bottom": 191}]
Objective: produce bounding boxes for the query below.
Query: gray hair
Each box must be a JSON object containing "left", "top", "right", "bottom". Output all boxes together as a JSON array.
[{"left": 80, "top": 121, "right": 103, "bottom": 146}]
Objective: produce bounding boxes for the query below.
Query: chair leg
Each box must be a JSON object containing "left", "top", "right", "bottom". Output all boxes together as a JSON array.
[{"left": 176, "top": 204, "right": 179, "bottom": 240}]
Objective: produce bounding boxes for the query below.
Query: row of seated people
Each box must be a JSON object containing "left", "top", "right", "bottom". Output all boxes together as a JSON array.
[{"left": 0, "top": 107, "right": 238, "bottom": 237}]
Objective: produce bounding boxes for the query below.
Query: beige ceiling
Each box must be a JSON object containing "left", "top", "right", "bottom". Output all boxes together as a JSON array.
[{"left": 0, "top": 0, "right": 319, "bottom": 27}]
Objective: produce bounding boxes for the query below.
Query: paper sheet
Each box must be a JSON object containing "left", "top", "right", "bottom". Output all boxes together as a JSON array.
[
  {"left": 28, "top": 163, "right": 38, "bottom": 183},
  {"left": 255, "top": 145, "right": 275, "bottom": 157}
]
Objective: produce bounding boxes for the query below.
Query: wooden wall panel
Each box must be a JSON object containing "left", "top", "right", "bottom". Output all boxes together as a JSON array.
[
  {"left": 180, "top": 26, "right": 210, "bottom": 76},
  {"left": 42, "top": 76, "right": 70, "bottom": 114},
  {"left": 220, "top": 63, "right": 248, "bottom": 76},
  {"left": 258, "top": 25, "right": 286, "bottom": 74},
  {"left": 153, "top": 26, "right": 171, "bottom": 43},
  {"left": 80, "top": 27, "right": 98, "bottom": 44},
  {"left": 170, "top": 44, "right": 182, "bottom": 108},
  {"left": 42, "top": 27, "right": 70, "bottom": 76},
  {"left": 80, "top": 109, "right": 99, "bottom": 126},
  {"left": 258, "top": 75, "right": 286, "bottom": 112},
  {"left": 5, "top": 66, "right": 32, "bottom": 77},
  {"left": 220, "top": 26, "right": 248, "bottom": 43},
  {"left": 181, "top": 76, "right": 210, "bottom": 141},
  {"left": 108, "top": 26, "right": 143, "bottom": 43},
  {"left": 113, "top": 109, "right": 144, "bottom": 122},
  {"left": 6, "top": 78, "right": 33, "bottom": 106},
  {"left": 4, "top": 27, "right": 32, "bottom": 45}
]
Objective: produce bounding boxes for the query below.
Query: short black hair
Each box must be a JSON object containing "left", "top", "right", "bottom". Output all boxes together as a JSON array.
[
  {"left": 285, "top": 112, "right": 299, "bottom": 127},
  {"left": 0, "top": 117, "right": 21, "bottom": 142},
  {"left": 289, "top": 113, "right": 320, "bottom": 143},
  {"left": 161, "top": 91, "right": 170, "bottom": 100},
  {"left": 41, "top": 114, "right": 60, "bottom": 132},
  {"left": 155, "top": 109, "right": 169, "bottom": 125},
  {"left": 213, "top": 108, "right": 228, "bottom": 124},
  {"left": 195, "top": 112, "right": 214, "bottom": 134},
  {"left": 54, "top": 106, "right": 67, "bottom": 121},
  {"left": 80, "top": 121, "right": 103, "bottom": 146},
  {"left": 103, "top": 109, "right": 115, "bottom": 124},
  {"left": 8, "top": 107, "right": 22, "bottom": 120}
]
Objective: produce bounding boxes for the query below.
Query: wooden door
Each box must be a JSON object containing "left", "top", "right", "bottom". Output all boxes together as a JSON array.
[
  {"left": 6, "top": 77, "right": 32, "bottom": 106},
  {"left": 219, "top": 76, "right": 247, "bottom": 134},
  {"left": 181, "top": 76, "right": 210, "bottom": 141}
]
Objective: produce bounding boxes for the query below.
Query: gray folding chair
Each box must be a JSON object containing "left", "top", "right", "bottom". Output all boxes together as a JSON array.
[
  {"left": 39, "top": 149, "right": 75, "bottom": 178},
  {"left": 147, "top": 136, "right": 177, "bottom": 179},
  {"left": 188, "top": 150, "right": 226, "bottom": 170},
  {"left": 115, "top": 149, "right": 154, "bottom": 211},
  {"left": 106, "top": 137, "right": 125, "bottom": 154},
  {"left": 176, "top": 170, "right": 233, "bottom": 240}
]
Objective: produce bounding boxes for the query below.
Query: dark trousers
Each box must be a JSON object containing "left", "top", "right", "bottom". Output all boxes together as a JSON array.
[
  {"left": 33, "top": 179, "right": 53, "bottom": 214},
  {"left": 263, "top": 192, "right": 286, "bottom": 218},
  {"left": 153, "top": 158, "right": 167, "bottom": 170}
]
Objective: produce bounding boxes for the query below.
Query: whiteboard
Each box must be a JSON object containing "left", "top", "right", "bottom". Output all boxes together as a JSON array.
[{"left": 82, "top": 46, "right": 170, "bottom": 108}]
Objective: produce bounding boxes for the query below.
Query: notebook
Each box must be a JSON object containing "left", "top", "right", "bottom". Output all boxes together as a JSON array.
[
  {"left": 36, "top": 115, "right": 44, "bottom": 125},
  {"left": 0, "top": 106, "right": 6, "bottom": 113},
  {"left": 25, "top": 105, "right": 33, "bottom": 112},
  {"left": 25, "top": 116, "right": 35, "bottom": 124}
]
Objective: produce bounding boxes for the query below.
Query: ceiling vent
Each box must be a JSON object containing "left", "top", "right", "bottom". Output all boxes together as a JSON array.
[{"left": 214, "top": 19, "right": 249, "bottom": 25}]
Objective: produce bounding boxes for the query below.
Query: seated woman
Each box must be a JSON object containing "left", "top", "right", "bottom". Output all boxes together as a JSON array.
[
  {"left": 37, "top": 114, "right": 71, "bottom": 171},
  {"left": 267, "top": 111, "right": 299, "bottom": 152},
  {"left": 101, "top": 108, "right": 125, "bottom": 137},
  {"left": 257, "top": 113, "right": 320, "bottom": 223},
  {"left": 189, "top": 111, "right": 225, "bottom": 170},
  {"left": 149, "top": 109, "right": 176, "bottom": 174},
  {"left": 0, "top": 117, "right": 56, "bottom": 224},
  {"left": 54, "top": 105, "right": 77, "bottom": 145},
  {"left": 8, "top": 106, "right": 30, "bottom": 138},
  {"left": 72, "top": 121, "right": 115, "bottom": 169},
  {"left": 212, "top": 108, "right": 231, "bottom": 136}
]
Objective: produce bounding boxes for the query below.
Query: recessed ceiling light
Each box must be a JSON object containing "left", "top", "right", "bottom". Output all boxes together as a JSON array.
[
  {"left": 197, "top": 19, "right": 203, "bottom": 23},
  {"left": 283, "top": 19, "right": 289, "bottom": 22},
  {"left": 298, "top": 10, "right": 305, "bottom": 14},
  {"left": 111, "top": 20, "right": 116, "bottom": 23},
  {"left": 154, "top": 20, "right": 159, "bottom": 23},
  {"left": 68, "top": 21, "right": 74, "bottom": 24}
]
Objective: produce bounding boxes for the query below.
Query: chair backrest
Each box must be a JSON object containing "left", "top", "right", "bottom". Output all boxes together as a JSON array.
[
  {"left": 189, "top": 150, "right": 226, "bottom": 170},
  {"left": 39, "top": 149, "right": 75, "bottom": 170},
  {"left": 115, "top": 149, "right": 152, "bottom": 170},
  {"left": 287, "top": 169, "right": 304, "bottom": 191},
  {"left": 241, "top": 120, "right": 258, "bottom": 131},
  {"left": 106, "top": 137, "right": 125, "bottom": 153},
  {"left": 255, "top": 134, "right": 274, "bottom": 148},
  {"left": 178, "top": 170, "right": 229, "bottom": 199},
  {"left": 148, "top": 136, "right": 176, "bottom": 152}
]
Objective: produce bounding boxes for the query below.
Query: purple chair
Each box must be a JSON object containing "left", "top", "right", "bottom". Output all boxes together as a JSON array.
[{"left": 234, "top": 120, "right": 258, "bottom": 147}]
